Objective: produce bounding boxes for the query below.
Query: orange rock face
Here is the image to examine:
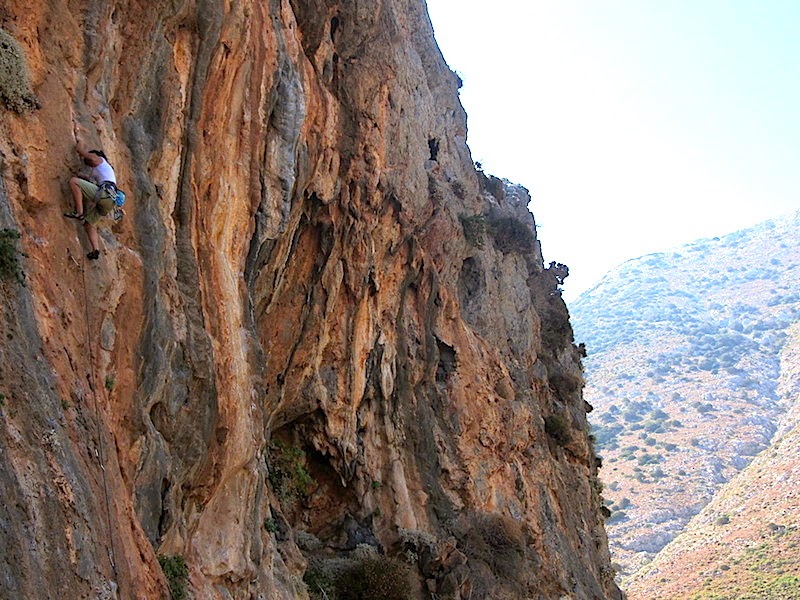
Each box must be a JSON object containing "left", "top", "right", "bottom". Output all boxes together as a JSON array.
[{"left": 0, "top": 2, "right": 621, "bottom": 599}]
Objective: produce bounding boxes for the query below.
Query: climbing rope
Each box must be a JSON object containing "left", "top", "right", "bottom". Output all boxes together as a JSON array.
[{"left": 72, "top": 247, "right": 122, "bottom": 591}]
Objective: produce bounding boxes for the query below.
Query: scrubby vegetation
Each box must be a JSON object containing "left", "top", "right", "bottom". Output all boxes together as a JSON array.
[
  {"left": 450, "top": 179, "right": 466, "bottom": 199},
  {"left": 690, "top": 574, "right": 800, "bottom": 600},
  {"left": 267, "top": 440, "right": 315, "bottom": 502},
  {"left": 263, "top": 518, "right": 278, "bottom": 533},
  {"left": 452, "top": 512, "right": 534, "bottom": 597},
  {"left": 304, "top": 550, "right": 415, "bottom": 600},
  {"left": 336, "top": 555, "right": 414, "bottom": 600},
  {"left": 459, "top": 213, "right": 487, "bottom": 249},
  {"left": 0, "top": 28, "right": 38, "bottom": 112},
  {"left": 157, "top": 554, "right": 189, "bottom": 600},
  {"left": 549, "top": 372, "right": 582, "bottom": 402},
  {"left": 544, "top": 414, "right": 571, "bottom": 446},
  {"left": 397, "top": 527, "right": 437, "bottom": 564},
  {"left": 487, "top": 214, "right": 536, "bottom": 255},
  {"left": 0, "top": 229, "right": 25, "bottom": 284},
  {"left": 462, "top": 513, "right": 526, "bottom": 582}
]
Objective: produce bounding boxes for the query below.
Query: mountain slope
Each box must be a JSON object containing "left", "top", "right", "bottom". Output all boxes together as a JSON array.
[
  {"left": 625, "top": 320, "right": 800, "bottom": 598},
  {"left": 570, "top": 212, "right": 800, "bottom": 585}
]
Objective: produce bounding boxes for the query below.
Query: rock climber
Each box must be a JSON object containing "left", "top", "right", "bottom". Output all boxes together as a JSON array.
[{"left": 64, "top": 141, "right": 118, "bottom": 260}]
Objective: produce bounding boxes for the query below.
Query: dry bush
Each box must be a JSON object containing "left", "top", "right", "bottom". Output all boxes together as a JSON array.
[
  {"left": 336, "top": 555, "right": 415, "bottom": 600},
  {"left": 549, "top": 372, "right": 583, "bottom": 403},
  {"left": 544, "top": 414, "right": 571, "bottom": 446},
  {"left": 450, "top": 180, "right": 466, "bottom": 199},
  {"left": 428, "top": 174, "right": 445, "bottom": 203},
  {"left": 304, "top": 551, "right": 416, "bottom": 600},
  {"left": 488, "top": 215, "right": 535, "bottom": 255},
  {"left": 459, "top": 214, "right": 487, "bottom": 249},
  {"left": 398, "top": 527, "right": 437, "bottom": 564},
  {"left": 296, "top": 530, "right": 323, "bottom": 551},
  {"left": 461, "top": 513, "right": 526, "bottom": 582}
]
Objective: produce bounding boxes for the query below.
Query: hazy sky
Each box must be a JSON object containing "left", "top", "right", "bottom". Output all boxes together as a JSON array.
[{"left": 426, "top": 1, "right": 800, "bottom": 301}]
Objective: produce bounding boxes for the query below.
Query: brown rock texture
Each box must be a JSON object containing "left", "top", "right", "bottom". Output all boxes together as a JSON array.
[{"left": 0, "top": 2, "right": 621, "bottom": 599}]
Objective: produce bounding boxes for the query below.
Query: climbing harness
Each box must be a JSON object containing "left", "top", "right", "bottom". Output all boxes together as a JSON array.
[
  {"left": 96, "top": 181, "right": 125, "bottom": 207},
  {"left": 96, "top": 181, "right": 125, "bottom": 222},
  {"left": 69, "top": 247, "right": 122, "bottom": 591}
]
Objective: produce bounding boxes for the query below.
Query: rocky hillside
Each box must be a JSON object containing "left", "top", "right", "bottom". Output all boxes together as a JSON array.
[
  {"left": 0, "top": 2, "right": 620, "bottom": 599},
  {"left": 625, "top": 319, "right": 800, "bottom": 599},
  {"left": 570, "top": 211, "right": 800, "bottom": 594}
]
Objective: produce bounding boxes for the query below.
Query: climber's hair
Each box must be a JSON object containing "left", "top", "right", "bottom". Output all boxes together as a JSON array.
[{"left": 88, "top": 149, "right": 108, "bottom": 161}]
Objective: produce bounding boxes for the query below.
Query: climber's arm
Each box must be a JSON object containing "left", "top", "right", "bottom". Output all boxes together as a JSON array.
[{"left": 76, "top": 141, "right": 102, "bottom": 167}]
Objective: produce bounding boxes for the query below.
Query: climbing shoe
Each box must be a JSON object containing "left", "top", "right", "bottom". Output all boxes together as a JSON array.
[
  {"left": 86, "top": 250, "right": 100, "bottom": 260},
  {"left": 64, "top": 212, "right": 84, "bottom": 220}
]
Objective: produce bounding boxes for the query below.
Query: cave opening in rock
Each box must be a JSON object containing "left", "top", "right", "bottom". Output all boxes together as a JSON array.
[{"left": 428, "top": 137, "right": 439, "bottom": 161}]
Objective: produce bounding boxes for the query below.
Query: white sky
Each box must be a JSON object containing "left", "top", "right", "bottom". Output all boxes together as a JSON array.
[{"left": 425, "top": 1, "right": 800, "bottom": 301}]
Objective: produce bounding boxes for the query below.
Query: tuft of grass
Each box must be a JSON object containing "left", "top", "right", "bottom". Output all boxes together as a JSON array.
[
  {"left": 157, "top": 554, "right": 189, "bottom": 600},
  {"left": 104, "top": 374, "right": 116, "bottom": 392},
  {"left": 0, "top": 229, "right": 25, "bottom": 284},
  {"left": 0, "top": 29, "right": 39, "bottom": 113}
]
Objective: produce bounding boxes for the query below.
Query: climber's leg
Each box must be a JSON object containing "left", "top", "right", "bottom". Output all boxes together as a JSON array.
[
  {"left": 83, "top": 221, "right": 100, "bottom": 259},
  {"left": 66, "top": 178, "right": 97, "bottom": 218}
]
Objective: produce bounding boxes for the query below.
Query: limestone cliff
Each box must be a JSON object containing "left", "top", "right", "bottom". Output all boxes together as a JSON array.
[{"left": 0, "top": 2, "right": 621, "bottom": 599}]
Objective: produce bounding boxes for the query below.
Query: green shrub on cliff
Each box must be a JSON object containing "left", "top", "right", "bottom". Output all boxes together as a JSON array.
[
  {"left": 304, "top": 562, "right": 338, "bottom": 600},
  {"left": 487, "top": 214, "right": 536, "bottom": 255},
  {"left": 459, "top": 213, "right": 487, "bottom": 249},
  {"left": 544, "top": 414, "right": 571, "bottom": 446},
  {"left": 267, "top": 440, "right": 315, "bottom": 501},
  {"left": 0, "top": 229, "right": 25, "bottom": 284},
  {"left": 157, "top": 554, "right": 189, "bottom": 600},
  {"left": 0, "top": 29, "right": 39, "bottom": 113}
]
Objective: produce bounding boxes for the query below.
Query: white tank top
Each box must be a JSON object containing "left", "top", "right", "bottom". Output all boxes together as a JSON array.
[{"left": 92, "top": 158, "right": 117, "bottom": 185}]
